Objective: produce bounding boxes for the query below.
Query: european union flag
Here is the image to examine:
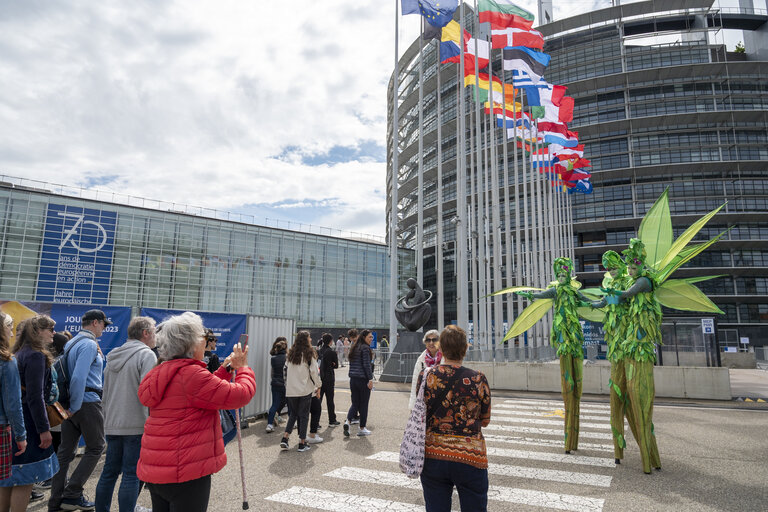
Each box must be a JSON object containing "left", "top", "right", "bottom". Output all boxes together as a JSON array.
[{"left": 402, "top": 0, "right": 459, "bottom": 28}]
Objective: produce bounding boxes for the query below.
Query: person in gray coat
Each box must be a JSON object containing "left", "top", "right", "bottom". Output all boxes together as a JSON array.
[{"left": 94, "top": 317, "right": 157, "bottom": 512}]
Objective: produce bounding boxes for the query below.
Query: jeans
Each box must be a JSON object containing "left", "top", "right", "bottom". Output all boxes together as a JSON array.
[
  {"left": 420, "top": 458, "right": 488, "bottom": 512},
  {"left": 94, "top": 435, "right": 142, "bottom": 512},
  {"left": 284, "top": 394, "right": 311, "bottom": 440},
  {"left": 49, "top": 401, "right": 106, "bottom": 511},
  {"left": 267, "top": 385, "right": 287, "bottom": 425},
  {"left": 319, "top": 379, "right": 336, "bottom": 423},
  {"left": 146, "top": 475, "right": 211, "bottom": 512},
  {"left": 347, "top": 377, "right": 371, "bottom": 428},
  {"left": 309, "top": 396, "right": 322, "bottom": 434}
]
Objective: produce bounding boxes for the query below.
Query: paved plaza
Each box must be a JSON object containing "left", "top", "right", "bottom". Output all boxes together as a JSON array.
[{"left": 29, "top": 369, "right": 768, "bottom": 512}]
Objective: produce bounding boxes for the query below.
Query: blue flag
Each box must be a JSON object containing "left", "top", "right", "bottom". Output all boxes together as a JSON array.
[{"left": 403, "top": 0, "right": 459, "bottom": 28}]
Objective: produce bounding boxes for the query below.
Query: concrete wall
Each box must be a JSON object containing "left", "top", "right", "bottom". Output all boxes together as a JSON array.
[
  {"left": 721, "top": 352, "right": 758, "bottom": 369},
  {"left": 464, "top": 361, "right": 732, "bottom": 400}
]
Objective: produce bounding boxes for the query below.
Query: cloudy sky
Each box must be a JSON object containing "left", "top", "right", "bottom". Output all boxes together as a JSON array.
[{"left": 0, "top": 0, "right": 743, "bottom": 238}]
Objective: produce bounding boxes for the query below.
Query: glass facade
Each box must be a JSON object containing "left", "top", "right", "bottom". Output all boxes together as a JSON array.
[
  {"left": 0, "top": 182, "right": 413, "bottom": 329},
  {"left": 388, "top": 1, "right": 768, "bottom": 346}
]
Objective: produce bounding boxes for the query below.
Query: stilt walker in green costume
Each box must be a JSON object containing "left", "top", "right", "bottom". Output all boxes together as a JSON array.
[
  {"left": 588, "top": 188, "right": 729, "bottom": 473},
  {"left": 502, "top": 257, "right": 592, "bottom": 453},
  {"left": 595, "top": 250, "right": 639, "bottom": 464}
]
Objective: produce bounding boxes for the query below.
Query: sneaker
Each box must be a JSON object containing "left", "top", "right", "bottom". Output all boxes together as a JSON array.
[
  {"left": 29, "top": 490, "right": 45, "bottom": 503},
  {"left": 329, "top": 421, "right": 341, "bottom": 427},
  {"left": 307, "top": 435, "right": 323, "bottom": 444},
  {"left": 266, "top": 424, "right": 274, "bottom": 433},
  {"left": 60, "top": 495, "right": 96, "bottom": 511},
  {"left": 357, "top": 427, "right": 372, "bottom": 436},
  {"left": 280, "top": 439, "right": 289, "bottom": 450},
  {"left": 134, "top": 507, "right": 153, "bottom": 512},
  {"left": 343, "top": 421, "right": 350, "bottom": 437},
  {"left": 34, "top": 479, "right": 52, "bottom": 490},
  {"left": 350, "top": 418, "right": 360, "bottom": 425},
  {"left": 297, "top": 442, "right": 311, "bottom": 452}
]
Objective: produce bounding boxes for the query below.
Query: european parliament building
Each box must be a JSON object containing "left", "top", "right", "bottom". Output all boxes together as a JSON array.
[
  {"left": 387, "top": 0, "right": 768, "bottom": 351},
  {"left": 0, "top": 176, "right": 412, "bottom": 331}
]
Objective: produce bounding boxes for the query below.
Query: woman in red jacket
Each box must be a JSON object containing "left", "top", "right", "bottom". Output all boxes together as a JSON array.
[{"left": 137, "top": 312, "right": 255, "bottom": 512}]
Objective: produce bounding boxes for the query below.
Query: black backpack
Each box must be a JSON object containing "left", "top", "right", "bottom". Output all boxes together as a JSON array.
[{"left": 53, "top": 335, "right": 100, "bottom": 409}]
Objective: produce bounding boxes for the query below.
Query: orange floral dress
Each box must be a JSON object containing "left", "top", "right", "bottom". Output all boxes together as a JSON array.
[{"left": 417, "top": 365, "right": 492, "bottom": 469}]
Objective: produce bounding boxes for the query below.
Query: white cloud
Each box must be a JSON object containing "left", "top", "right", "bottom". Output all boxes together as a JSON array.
[{"left": 0, "top": 0, "right": 622, "bottom": 239}]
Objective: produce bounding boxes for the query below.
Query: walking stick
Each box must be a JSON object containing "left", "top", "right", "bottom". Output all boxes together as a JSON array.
[{"left": 233, "top": 369, "right": 249, "bottom": 509}]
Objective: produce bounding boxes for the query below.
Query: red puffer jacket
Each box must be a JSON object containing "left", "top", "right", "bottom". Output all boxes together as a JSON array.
[{"left": 137, "top": 358, "right": 256, "bottom": 484}]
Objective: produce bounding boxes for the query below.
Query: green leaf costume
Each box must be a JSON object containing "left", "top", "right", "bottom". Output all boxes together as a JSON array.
[
  {"left": 605, "top": 189, "right": 726, "bottom": 474},
  {"left": 495, "top": 257, "right": 590, "bottom": 453}
]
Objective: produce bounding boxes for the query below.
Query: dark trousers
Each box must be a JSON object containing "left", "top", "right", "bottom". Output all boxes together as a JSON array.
[
  {"left": 49, "top": 401, "right": 106, "bottom": 511},
  {"left": 309, "top": 396, "right": 322, "bottom": 434},
  {"left": 95, "top": 434, "right": 142, "bottom": 512},
  {"left": 420, "top": 458, "right": 489, "bottom": 512},
  {"left": 146, "top": 475, "right": 211, "bottom": 512},
  {"left": 319, "top": 379, "right": 336, "bottom": 423},
  {"left": 347, "top": 377, "right": 371, "bottom": 428},
  {"left": 267, "top": 385, "right": 287, "bottom": 425},
  {"left": 284, "top": 394, "right": 312, "bottom": 440}
]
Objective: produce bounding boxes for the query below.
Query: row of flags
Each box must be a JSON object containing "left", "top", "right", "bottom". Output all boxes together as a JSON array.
[{"left": 402, "top": 0, "right": 593, "bottom": 194}]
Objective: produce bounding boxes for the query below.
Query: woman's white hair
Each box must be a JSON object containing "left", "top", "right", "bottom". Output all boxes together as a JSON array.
[
  {"left": 157, "top": 312, "right": 204, "bottom": 360},
  {"left": 422, "top": 329, "right": 439, "bottom": 343}
]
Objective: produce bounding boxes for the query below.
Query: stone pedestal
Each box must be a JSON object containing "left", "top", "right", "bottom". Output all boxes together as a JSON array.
[{"left": 379, "top": 331, "right": 424, "bottom": 383}]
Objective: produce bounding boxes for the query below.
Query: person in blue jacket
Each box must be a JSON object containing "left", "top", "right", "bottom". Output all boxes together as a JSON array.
[
  {"left": 344, "top": 329, "right": 374, "bottom": 437},
  {"left": 1, "top": 314, "right": 59, "bottom": 509},
  {"left": 0, "top": 311, "right": 28, "bottom": 509}
]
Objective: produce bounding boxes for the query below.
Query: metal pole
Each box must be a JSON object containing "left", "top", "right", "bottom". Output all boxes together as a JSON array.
[
  {"left": 417, "top": 17, "right": 425, "bottom": 296},
  {"left": 436, "top": 40, "right": 445, "bottom": 329},
  {"left": 456, "top": 2, "right": 469, "bottom": 329},
  {"left": 389, "top": 0, "right": 400, "bottom": 347}
]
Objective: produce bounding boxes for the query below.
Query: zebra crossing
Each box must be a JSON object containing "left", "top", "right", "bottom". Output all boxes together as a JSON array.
[{"left": 265, "top": 398, "right": 617, "bottom": 511}]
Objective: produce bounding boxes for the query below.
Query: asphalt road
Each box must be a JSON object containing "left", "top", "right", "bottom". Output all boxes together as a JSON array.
[{"left": 30, "top": 370, "right": 768, "bottom": 512}]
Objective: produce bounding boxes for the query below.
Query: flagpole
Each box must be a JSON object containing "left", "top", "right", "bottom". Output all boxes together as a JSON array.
[
  {"left": 457, "top": 0, "right": 469, "bottom": 331},
  {"left": 436, "top": 37, "right": 445, "bottom": 329},
  {"left": 389, "top": 0, "right": 400, "bottom": 350},
  {"left": 519, "top": 91, "right": 532, "bottom": 348},
  {"left": 501, "top": 67, "right": 514, "bottom": 345},
  {"left": 512, "top": 87, "right": 522, "bottom": 347},
  {"left": 471, "top": 0, "right": 488, "bottom": 351},
  {"left": 489, "top": 42, "right": 504, "bottom": 356},
  {"left": 468, "top": 86, "right": 479, "bottom": 349},
  {"left": 417, "top": 17, "right": 425, "bottom": 300}
]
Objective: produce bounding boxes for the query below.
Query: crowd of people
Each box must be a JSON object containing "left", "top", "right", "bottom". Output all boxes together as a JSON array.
[{"left": 1, "top": 307, "right": 490, "bottom": 512}]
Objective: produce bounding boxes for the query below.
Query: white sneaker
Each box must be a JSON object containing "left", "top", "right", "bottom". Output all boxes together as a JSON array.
[
  {"left": 135, "top": 506, "right": 153, "bottom": 512},
  {"left": 357, "top": 427, "right": 372, "bottom": 436},
  {"left": 350, "top": 418, "right": 360, "bottom": 425},
  {"left": 266, "top": 424, "right": 274, "bottom": 433},
  {"left": 307, "top": 435, "right": 324, "bottom": 444}
]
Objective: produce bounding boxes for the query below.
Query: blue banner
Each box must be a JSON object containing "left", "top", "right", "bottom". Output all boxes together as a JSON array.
[
  {"left": 0, "top": 300, "right": 131, "bottom": 355},
  {"left": 50, "top": 304, "right": 132, "bottom": 354},
  {"left": 36, "top": 204, "right": 117, "bottom": 305},
  {"left": 140, "top": 308, "right": 247, "bottom": 358},
  {"left": 581, "top": 320, "right": 604, "bottom": 346}
]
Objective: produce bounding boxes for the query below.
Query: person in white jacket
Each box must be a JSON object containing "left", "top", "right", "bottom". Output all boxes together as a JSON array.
[
  {"left": 280, "top": 331, "right": 321, "bottom": 453},
  {"left": 408, "top": 329, "right": 442, "bottom": 410}
]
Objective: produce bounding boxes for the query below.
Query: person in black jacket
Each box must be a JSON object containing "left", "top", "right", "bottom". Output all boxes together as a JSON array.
[
  {"left": 266, "top": 338, "right": 288, "bottom": 433},
  {"left": 344, "top": 329, "right": 374, "bottom": 437},
  {"left": 317, "top": 333, "right": 339, "bottom": 427}
]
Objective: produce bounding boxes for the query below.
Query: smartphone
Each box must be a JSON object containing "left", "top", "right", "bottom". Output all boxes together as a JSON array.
[{"left": 238, "top": 334, "right": 248, "bottom": 348}]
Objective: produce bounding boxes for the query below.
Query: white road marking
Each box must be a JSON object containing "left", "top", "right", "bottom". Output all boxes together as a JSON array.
[
  {"left": 364, "top": 454, "right": 612, "bottom": 487},
  {"left": 483, "top": 433, "right": 613, "bottom": 452},
  {"left": 501, "top": 399, "right": 610, "bottom": 411},
  {"left": 496, "top": 404, "right": 611, "bottom": 416},
  {"left": 493, "top": 408, "right": 613, "bottom": 422},
  {"left": 326, "top": 467, "right": 604, "bottom": 511},
  {"left": 492, "top": 415, "right": 611, "bottom": 430},
  {"left": 487, "top": 446, "right": 616, "bottom": 467},
  {"left": 484, "top": 423, "right": 612, "bottom": 439},
  {"left": 265, "top": 486, "right": 423, "bottom": 511}
]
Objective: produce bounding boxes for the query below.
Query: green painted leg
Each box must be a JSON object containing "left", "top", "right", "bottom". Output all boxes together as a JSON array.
[
  {"left": 572, "top": 356, "right": 583, "bottom": 452},
  {"left": 560, "top": 355, "right": 581, "bottom": 452},
  {"left": 626, "top": 359, "right": 657, "bottom": 474},
  {"left": 609, "top": 361, "right": 626, "bottom": 460}
]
